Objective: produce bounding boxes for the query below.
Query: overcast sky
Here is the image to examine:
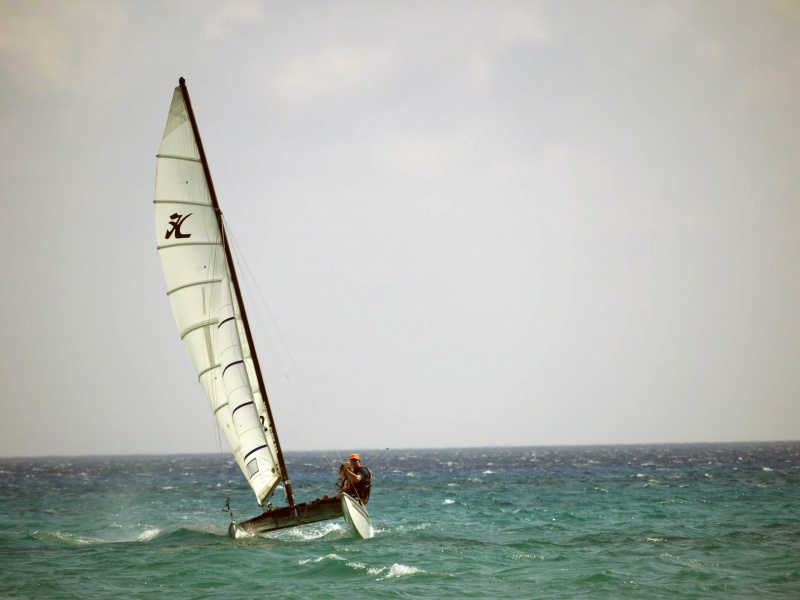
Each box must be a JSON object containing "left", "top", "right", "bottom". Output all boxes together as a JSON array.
[{"left": 1, "top": 0, "right": 799, "bottom": 457}]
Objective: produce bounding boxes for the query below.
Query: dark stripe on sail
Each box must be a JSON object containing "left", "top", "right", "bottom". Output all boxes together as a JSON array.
[
  {"left": 222, "top": 359, "right": 244, "bottom": 377},
  {"left": 244, "top": 444, "right": 268, "bottom": 461},
  {"left": 218, "top": 316, "right": 235, "bottom": 329},
  {"left": 232, "top": 400, "right": 254, "bottom": 416}
]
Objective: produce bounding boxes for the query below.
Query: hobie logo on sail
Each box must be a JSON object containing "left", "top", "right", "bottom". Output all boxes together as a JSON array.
[{"left": 166, "top": 212, "right": 192, "bottom": 239}]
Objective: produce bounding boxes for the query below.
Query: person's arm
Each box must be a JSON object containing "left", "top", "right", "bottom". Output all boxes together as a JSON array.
[{"left": 343, "top": 467, "right": 363, "bottom": 484}]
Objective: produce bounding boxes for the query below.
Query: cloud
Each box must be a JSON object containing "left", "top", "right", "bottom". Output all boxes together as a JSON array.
[
  {"left": 267, "top": 44, "right": 392, "bottom": 100},
  {"left": 199, "top": 1, "right": 261, "bottom": 39},
  {"left": 0, "top": 1, "right": 124, "bottom": 94},
  {"left": 378, "top": 134, "right": 465, "bottom": 173},
  {"left": 448, "top": 2, "right": 549, "bottom": 88},
  {"left": 259, "top": 1, "right": 548, "bottom": 101}
]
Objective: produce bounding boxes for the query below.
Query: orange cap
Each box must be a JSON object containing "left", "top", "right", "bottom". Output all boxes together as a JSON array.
[{"left": 349, "top": 453, "right": 360, "bottom": 460}]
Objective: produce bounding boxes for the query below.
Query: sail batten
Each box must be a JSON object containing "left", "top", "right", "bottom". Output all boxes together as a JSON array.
[
  {"left": 156, "top": 154, "right": 203, "bottom": 163},
  {"left": 154, "top": 199, "right": 216, "bottom": 208},
  {"left": 167, "top": 279, "right": 223, "bottom": 297},
  {"left": 179, "top": 320, "right": 217, "bottom": 340},
  {"left": 156, "top": 242, "right": 221, "bottom": 251}
]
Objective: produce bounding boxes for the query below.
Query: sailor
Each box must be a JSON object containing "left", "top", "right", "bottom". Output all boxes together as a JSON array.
[{"left": 337, "top": 453, "right": 372, "bottom": 505}]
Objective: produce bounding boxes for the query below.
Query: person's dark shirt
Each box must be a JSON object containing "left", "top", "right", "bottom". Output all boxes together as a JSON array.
[{"left": 349, "top": 466, "right": 371, "bottom": 503}]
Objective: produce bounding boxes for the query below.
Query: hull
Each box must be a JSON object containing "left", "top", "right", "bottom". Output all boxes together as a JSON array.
[
  {"left": 230, "top": 498, "right": 343, "bottom": 537},
  {"left": 341, "top": 494, "right": 373, "bottom": 539}
]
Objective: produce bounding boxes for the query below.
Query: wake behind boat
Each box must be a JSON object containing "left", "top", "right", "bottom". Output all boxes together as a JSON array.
[{"left": 153, "top": 77, "right": 372, "bottom": 539}]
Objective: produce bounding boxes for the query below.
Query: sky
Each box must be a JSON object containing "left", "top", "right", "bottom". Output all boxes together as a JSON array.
[{"left": 1, "top": 0, "right": 799, "bottom": 457}]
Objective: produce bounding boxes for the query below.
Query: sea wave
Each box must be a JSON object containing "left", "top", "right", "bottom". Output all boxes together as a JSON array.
[
  {"left": 379, "top": 563, "right": 425, "bottom": 580},
  {"left": 137, "top": 528, "right": 161, "bottom": 542}
]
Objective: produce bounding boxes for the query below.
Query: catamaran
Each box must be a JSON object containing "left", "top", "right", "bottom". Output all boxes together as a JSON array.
[{"left": 153, "top": 77, "right": 372, "bottom": 539}]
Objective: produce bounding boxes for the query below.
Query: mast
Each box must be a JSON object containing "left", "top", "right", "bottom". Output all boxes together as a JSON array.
[{"left": 178, "top": 77, "right": 296, "bottom": 507}]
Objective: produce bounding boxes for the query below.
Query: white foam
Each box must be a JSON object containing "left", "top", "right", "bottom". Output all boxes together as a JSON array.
[
  {"left": 137, "top": 528, "right": 161, "bottom": 542},
  {"left": 443, "top": 499, "right": 455, "bottom": 505},
  {"left": 269, "top": 521, "right": 346, "bottom": 542},
  {"left": 382, "top": 563, "right": 423, "bottom": 579},
  {"left": 35, "top": 531, "right": 106, "bottom": 545},
  {"left": 299, "top": 553, "right": 344, "bottom": 565}
]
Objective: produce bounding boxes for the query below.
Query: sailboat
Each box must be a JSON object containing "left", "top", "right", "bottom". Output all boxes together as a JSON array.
[{"left": 153, "top": 77, "right": 373, "bottom": 539}]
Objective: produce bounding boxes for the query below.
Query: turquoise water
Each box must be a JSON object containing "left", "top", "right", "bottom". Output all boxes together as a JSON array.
[{"left": 1, "top": 444, "right": 799, "bottom": 598}]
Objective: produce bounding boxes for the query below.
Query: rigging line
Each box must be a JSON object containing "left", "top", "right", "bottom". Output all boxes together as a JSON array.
[
  {"left": 226, "top": 223, "right": 340, "bottom": 473},
  {"left": 219, "top": 223, "right": 292, "bottom": 497},
  {"left": 364, "top": 448, "right": 389, "bottom": 469},
  {"left": 217, "top": 219, "right": 293, "bottom": 389},
  {"left": 229, "top": 245, "right": 292, "bottom": 382},
  {"left": 214, "top": 409, "right": 231, "bottom": 496},
  {"left": 221, "top": 215, "right": 341, "bottom": 461}
]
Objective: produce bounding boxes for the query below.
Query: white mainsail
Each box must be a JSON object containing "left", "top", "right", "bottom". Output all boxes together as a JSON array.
[{"left": 153, "top": 86, "right": 281, "bottom": 505}]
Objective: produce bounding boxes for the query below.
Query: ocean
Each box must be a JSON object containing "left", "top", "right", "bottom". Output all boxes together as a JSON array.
[{"left": 1, "top": 444, "right": 798, "bottom": 598}]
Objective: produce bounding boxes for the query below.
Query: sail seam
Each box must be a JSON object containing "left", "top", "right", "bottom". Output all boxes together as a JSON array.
[
  {"left": 166, "top": 279, "right": 222, "bottom": 297},
  {"left": 156, "top": 153, "right": 202, "bottom": 163},
  {"left": 223, "top": 359, "right": 245, "bottom": 377}
]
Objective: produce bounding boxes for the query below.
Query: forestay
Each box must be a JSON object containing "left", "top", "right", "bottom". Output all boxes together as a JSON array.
[{"left": 153, "top": 86, "right": 281, "bottom": 505}]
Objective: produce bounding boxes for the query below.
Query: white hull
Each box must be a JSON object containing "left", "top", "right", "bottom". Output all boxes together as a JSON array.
[{"left": 340, "top": 494, "right": 373, "bottom": 539}]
